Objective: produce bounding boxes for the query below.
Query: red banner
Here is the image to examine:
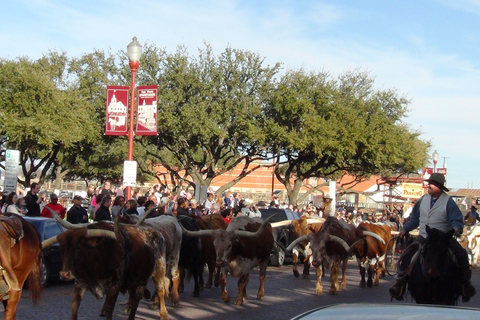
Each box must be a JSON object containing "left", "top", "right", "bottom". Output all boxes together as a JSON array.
[
  {"left": 136, "top": 85, "right": 158, "bottom": 136},
  {"left": 105, "top": 86, "right": 129, "bottom": 135},
  {"left": 422, "top": 167, "right": 447, "bottom": 188}
]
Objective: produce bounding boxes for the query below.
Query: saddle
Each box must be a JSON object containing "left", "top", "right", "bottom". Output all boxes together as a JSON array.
[{"left": 0, "top": 214, "right": 24, "bottom": 242}]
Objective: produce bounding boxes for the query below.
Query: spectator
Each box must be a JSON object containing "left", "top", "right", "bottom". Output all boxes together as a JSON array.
[
  {"left": 176, "top": 197, "right": 189, "bottom": 216},
  {"left": 100, "top": 181, "right": 114, "bottom": 197},
  {"left": 188, "top": 199, "right": 201, "bottom": 217},
  {"left": 224, "top": 191, "right": 233, "bottom": 209},
  {"left": 41, "top": 193, "right": 66, "bottom": 219},
  {"left": 137, "top": 196, "right": 147, "bottom": 216},
  {"left": 221, "top": 208, "right": 233, "bottom": 224},
  {"left": 4, "top": 192, "right": 22, "bottom": 216},
  {"left": 67, "top": 195, "right": 89, "bottom": 224},
  {"left": 210, "top": 203, "right": 221, "bottom": 215},
  {"left": 94, "top": 196, "right": 112, "bottom": 221},
  {"left": 25, "top": 182, "right": 43, "bottom": 217},
  {"left": 16, "top": 197, "right": 28, "bottom": 215},
  {"left": 143, "top": 200, "right": 158, "bottom": 217},
  {"left": 204, "top": 193, "right": 215, "bottom": 211},
  {"left": 240, "top": 198, "right": 261, "bottom": 218},
  {"left": 93, "top": 193, "right": 104, "bottom": 219},
  {"left": 111, "top": 196, "right": 125, "bottom": 218},
  {"left": 125, "top": 199, "right": 138, "bottom": 215}
]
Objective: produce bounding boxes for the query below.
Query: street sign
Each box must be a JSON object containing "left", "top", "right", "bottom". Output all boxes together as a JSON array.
[
  {"left": 123, "top": 161, "right": 137, "bottom": 187},
  {"left": 4, "top": 150, "right": 20, "bottom": 194}
]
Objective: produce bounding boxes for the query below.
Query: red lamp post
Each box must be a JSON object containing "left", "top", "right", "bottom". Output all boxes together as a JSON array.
[
  {"left": 432, "top": 150, "right": 439, "bottom": 173},
  {"left": 126, "top": 37, "right": 142, "bottom": 200}
]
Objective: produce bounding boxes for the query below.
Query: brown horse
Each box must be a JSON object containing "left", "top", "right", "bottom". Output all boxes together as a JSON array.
[{"left": 0, "top": 215, "right": 43, "bottom": 320}]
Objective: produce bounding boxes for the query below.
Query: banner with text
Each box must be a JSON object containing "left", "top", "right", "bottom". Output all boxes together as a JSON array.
[
  {"left": 136, "top": 85, "right": 158, "bottom": 136},
  {"left": 401, "top": 182, "right": 425, "bottom": 199},
  {"left": 105, "top": 86, "right": 129, "bottom": 135}
]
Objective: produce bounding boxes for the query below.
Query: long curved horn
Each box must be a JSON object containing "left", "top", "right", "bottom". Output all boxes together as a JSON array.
[
  {"left": 85, "top": 229, "right": 117, "bottom": 240},
  {"left": 135, "top": 205, "right": 160, "bottom": 226},
  {"left": 362, "top": 231, "right": 386, "bottom": 245},
  {"left": 326, "top": 235, "right": 350, "bottom": 252},
  {"left": 48, "top": 207, "right": 92, "bottom": 229},
  {"left": 180, "top": 224, "right": 214, "bottom": 237},
  {"left": 42, "top": 235, "right": 59, "bottom": 249},
  {"left": 346, "top": 238, "right": 366, "bottom": 255},
  {"left": 306, "top": 218, "right": 325, "bottom": 224},
  {"left": 234, "top": 214, "right": 277, "bottom": 237},
  {"left": 271, "top": 220, "right": 293, "bottom": 228},
  {"left": 286, "top": 235, "right": 308, "bottom": 252}
]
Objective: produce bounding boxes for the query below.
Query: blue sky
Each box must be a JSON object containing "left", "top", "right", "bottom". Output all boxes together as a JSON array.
[{"left": 2, "top": 0, "right": 480, "bottom": 189}]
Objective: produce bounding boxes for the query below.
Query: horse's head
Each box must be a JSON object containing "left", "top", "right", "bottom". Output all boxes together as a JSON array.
[{"left": 422, "top": 226, "right": 455, "bottom": 277}]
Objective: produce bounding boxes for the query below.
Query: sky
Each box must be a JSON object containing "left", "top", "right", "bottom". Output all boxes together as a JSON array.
[{"left": 2, "top": 0, "right": 480, "bottom": 189}]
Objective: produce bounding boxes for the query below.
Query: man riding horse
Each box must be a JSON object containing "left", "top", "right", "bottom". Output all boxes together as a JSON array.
[{"left": 389, "top": 173, "right": 476, "bottom": 302}]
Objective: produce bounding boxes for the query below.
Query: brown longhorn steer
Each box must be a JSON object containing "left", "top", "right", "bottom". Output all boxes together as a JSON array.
[
  {"left": 287, "top": 217, "right": 362, "bottom": 295},
  {"left": 182, "top": 215, "right": 274, "bottom": 305},
  {"left": 44, "top": 209, "right": 178, "bottom": 320},
  {"left": 0, "top": 215, "right": 42, "bottom": 320},
  {"left": 290, "top": 217, "right": 324, "bottom": 278},
  {"left": 352, "top": 221, "right": 392, "bottom": 288}
]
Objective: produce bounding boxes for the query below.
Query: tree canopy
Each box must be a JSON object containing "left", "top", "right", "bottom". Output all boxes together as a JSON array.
[{"left": 0, "top": 45, "right": 429, "bottom": 204}]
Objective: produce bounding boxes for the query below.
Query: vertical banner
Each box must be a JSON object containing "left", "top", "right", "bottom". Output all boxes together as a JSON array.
[
  {"left": 4, "top": 150, "right": 20, "bottom": 194},
  {"left": 105, "top": 86, "right": 129, "bottom": 135},
  {"left": 136, "top": 85, "right": 158, "bottom": 136}
]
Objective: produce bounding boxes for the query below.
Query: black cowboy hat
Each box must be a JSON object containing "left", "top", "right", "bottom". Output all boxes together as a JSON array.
[{"left": 424, "top": 173, "right": 449, "bottom": 192}]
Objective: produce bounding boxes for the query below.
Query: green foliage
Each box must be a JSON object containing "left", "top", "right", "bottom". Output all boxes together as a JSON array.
[
  {"left": 0, "top": 44, "right": 429, "bottom": 204},
  {"left": 265, "top": 69, "right": 429, "bottom": 205}
]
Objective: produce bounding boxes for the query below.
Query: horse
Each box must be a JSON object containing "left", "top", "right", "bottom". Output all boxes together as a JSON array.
[
  {"left": 0, "top": 215, "right": 43, "bottom": 319},
  {"left": 407, "top": 226, "right": 462, "bottom": 305}
]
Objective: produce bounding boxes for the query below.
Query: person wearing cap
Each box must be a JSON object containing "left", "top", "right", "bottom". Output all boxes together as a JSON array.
[
  {"left": 66, "top": 195, "right": 89, "bottom": 224},
  {"left": 389, "top": 172, "right": 475, "bottom": 301},
  {"left": 465, "top": 205, "right": 480, "bottom": 226},
  {"left": 41, "top": 193, "right": 66, "bottom": 219},
  {"left": 240, "top": 198, "right": 261, "bottom": 218}
]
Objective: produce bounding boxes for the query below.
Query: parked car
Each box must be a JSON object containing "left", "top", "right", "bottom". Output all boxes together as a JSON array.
[
  {"left": 260, "top": 208, "right": 300, "bottom": 267},
  {"left": 23, "top": 216, "right": 66, "bottom": 286}
]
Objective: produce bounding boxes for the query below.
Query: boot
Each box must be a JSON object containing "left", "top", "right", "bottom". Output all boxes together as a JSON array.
[
  {"left": 461, "top": 279, "right": 476, "bottom": 302},
  {"left": 389, "top": 278, "right": 406, "bottom": 301}
]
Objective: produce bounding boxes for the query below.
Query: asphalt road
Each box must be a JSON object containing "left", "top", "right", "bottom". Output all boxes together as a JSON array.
[{"left": 7, "top": 260, "right": 480, "bottom": 320}]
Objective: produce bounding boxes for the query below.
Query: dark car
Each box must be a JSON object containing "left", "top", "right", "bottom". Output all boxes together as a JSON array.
[
  {"left": 260, "top": 207, "right": 300, "bottom": 267},
  {"left": 23, "top": 216, "right": 65, "bottom": 286}
]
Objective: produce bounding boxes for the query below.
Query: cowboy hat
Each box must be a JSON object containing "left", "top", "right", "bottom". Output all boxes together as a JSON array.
[{"left": 425, "top": 173, "right": 449, "bottom": 192}]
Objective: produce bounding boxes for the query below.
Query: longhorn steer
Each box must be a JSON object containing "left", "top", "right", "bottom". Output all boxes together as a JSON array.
[
  {"left": 352, "top": 221, "right": 392, "bottom": 288},
  {"left": 182, "top": 215, "right": 274, "bottom": 305},
  {"left": 42, "top": 219, "right": 171, "bottom": 320},
  {"left": 290, "top": 217, "right": 324, "bottom": 278},
  {"left": 176, "top": 215, "right": 202, "bottom": 297},
  {"left": 287, "top": 217, "right": 358, "bottom": 295},
  {"left": 191, "top": 214, "right": 228, "bottom": 290}
]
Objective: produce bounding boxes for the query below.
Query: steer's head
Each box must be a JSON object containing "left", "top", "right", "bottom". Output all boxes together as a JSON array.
[{"left": 212, "top": 229, "right": 234, "bottom": 267}]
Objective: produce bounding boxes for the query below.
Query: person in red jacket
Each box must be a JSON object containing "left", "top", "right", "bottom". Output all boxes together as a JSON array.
[{"left": 41, "top": 193, "right": 66, "bottom": 219}]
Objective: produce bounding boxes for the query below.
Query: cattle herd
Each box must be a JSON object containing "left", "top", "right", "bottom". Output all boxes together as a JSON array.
[{"left": 1, "top": 209, "right": 433, "bottom": 320}]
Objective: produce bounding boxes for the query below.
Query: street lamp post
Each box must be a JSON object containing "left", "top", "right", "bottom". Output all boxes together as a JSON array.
[
  {"left": 432, "top": 150, "right": 439, "bottom": 173},
  {"left": 126, "top": 37, "right": 142, "bottom": 200}
]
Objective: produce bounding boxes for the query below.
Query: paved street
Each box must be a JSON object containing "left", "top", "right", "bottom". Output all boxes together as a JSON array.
[{"left": 7, "top": 260, "right": 480, "bottom": 320}]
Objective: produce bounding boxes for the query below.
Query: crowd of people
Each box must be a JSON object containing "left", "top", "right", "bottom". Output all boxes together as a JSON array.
[{"left": 1, "top": 181, "right": 405, "bottom": 229}]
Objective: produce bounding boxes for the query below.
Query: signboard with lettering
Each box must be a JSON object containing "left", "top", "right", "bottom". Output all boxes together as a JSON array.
[
  {"left": 105, "top": 86, "right": 129, "bottom": 135},
  {"left": 123, "top": 161, "right": 137, "bottom": 187},
  {"left": 4, "top": 150, "right": 20, "bottom": 194},
  {"left": 136, "top": 85, "right": 158, "bottom": 136},
  {"left": 402, "top": 182, "right": 425, "bottom": 199}
]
